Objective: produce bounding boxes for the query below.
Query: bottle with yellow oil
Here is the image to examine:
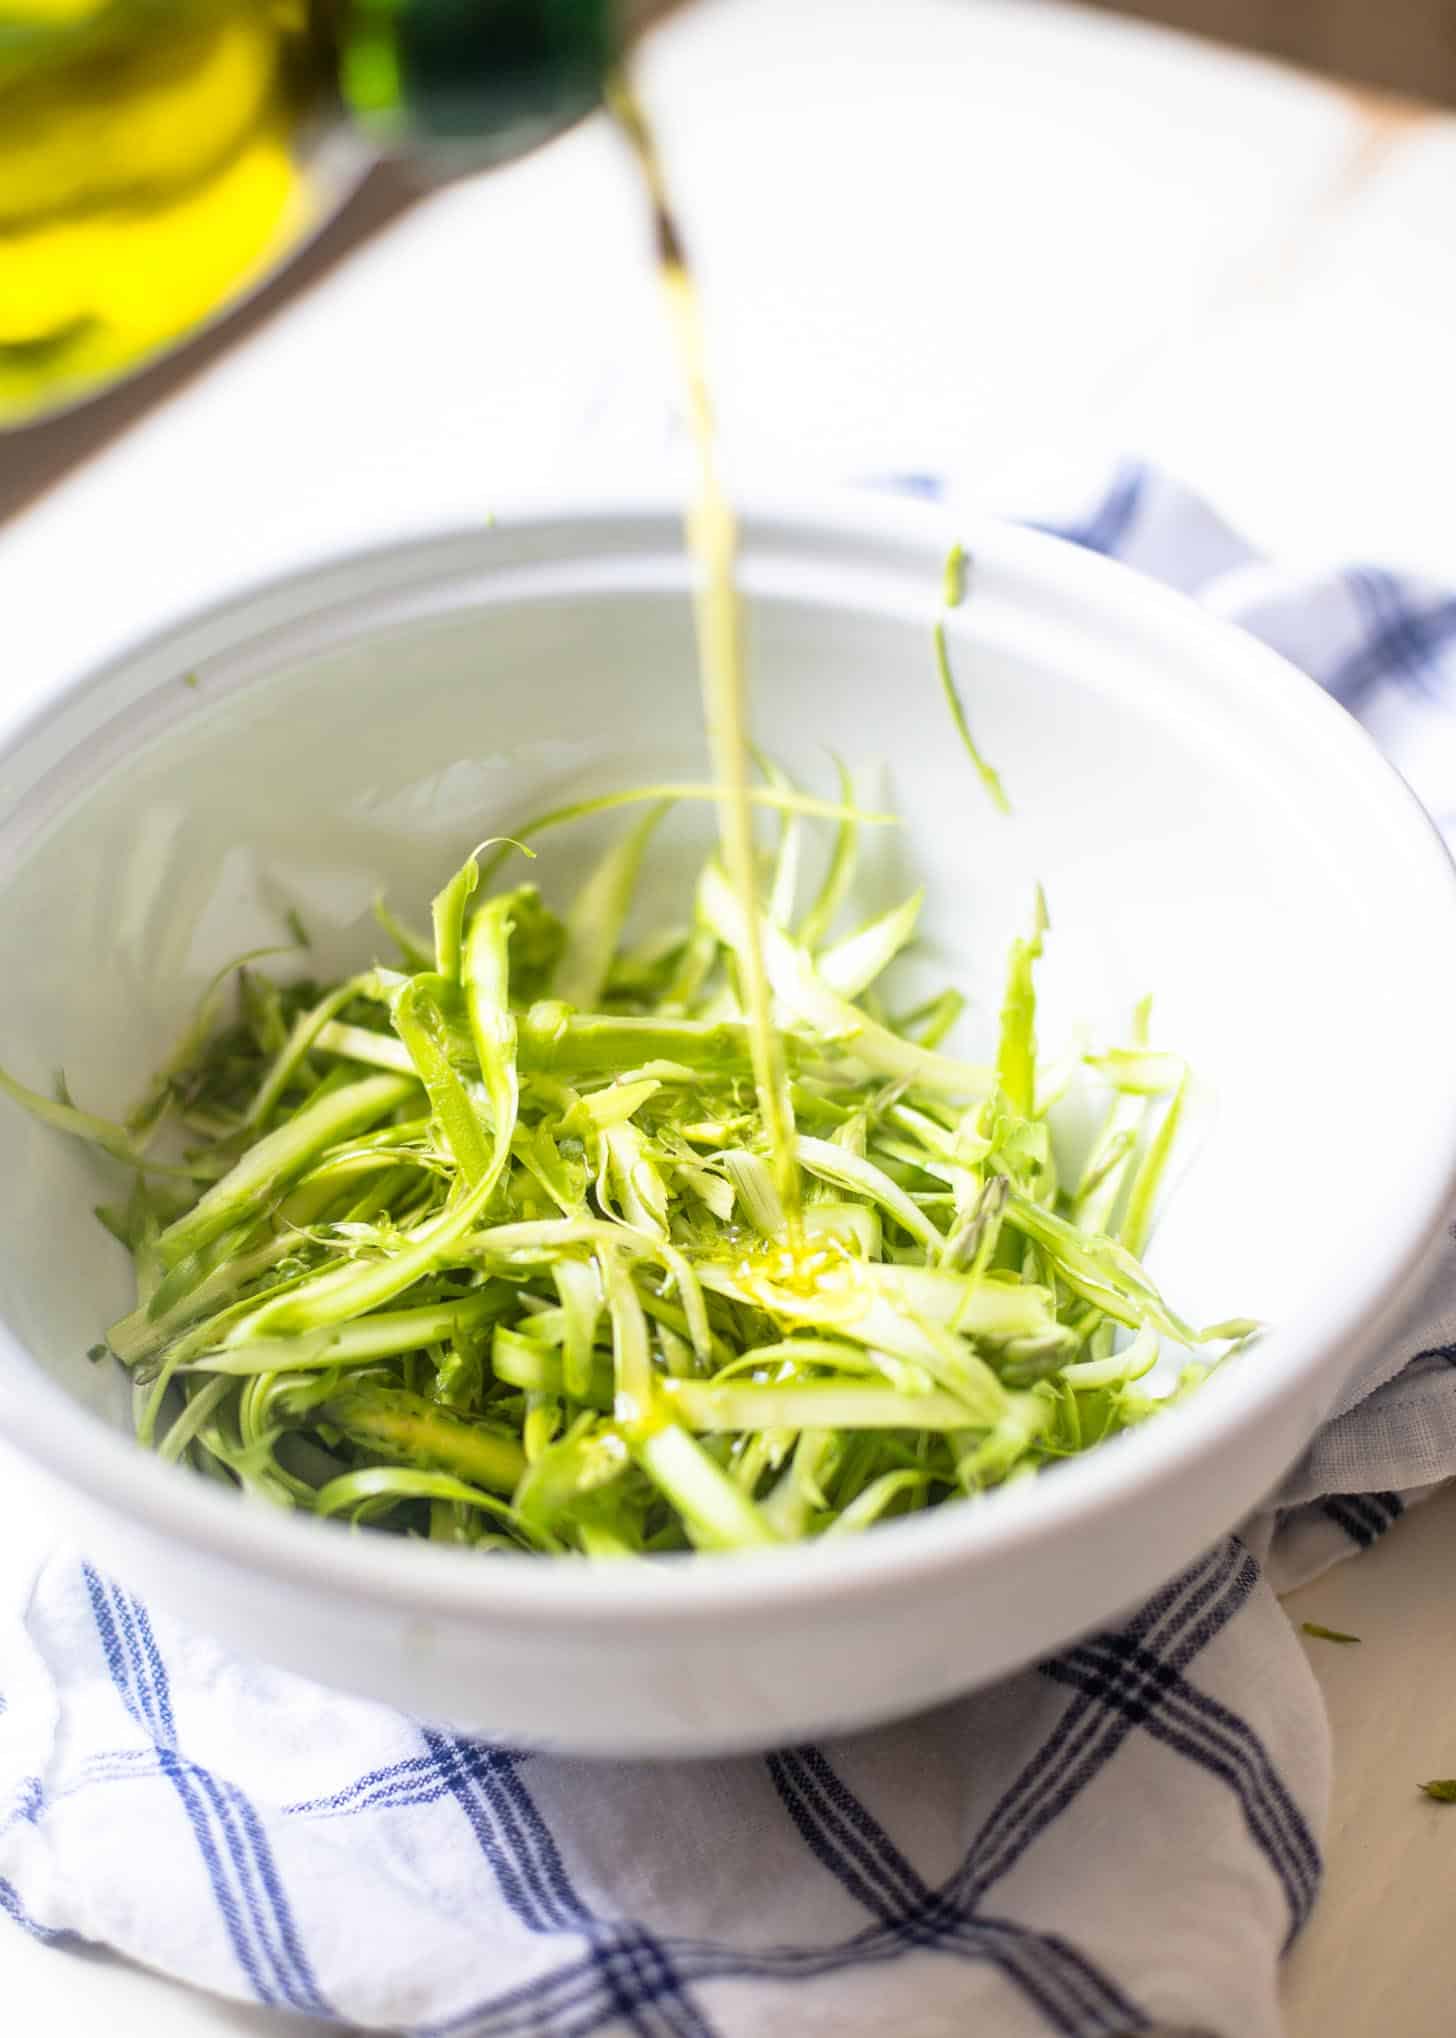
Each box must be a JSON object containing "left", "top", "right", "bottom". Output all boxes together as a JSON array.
[{"left": 0, "top": 0, "right": 675, "bottom": 429}]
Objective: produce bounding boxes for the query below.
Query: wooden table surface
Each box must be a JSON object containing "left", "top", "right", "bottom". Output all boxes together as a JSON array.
[{"left": 2, "top": 4, "right": 1454, "bottom": 2032}]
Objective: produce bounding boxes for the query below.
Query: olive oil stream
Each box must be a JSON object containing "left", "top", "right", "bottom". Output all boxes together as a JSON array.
[{"left": 610, "top": 82, "right": 803, "bottom": 1240}]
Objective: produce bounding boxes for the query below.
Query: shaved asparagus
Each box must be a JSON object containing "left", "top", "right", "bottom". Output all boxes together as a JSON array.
[{"left": 0, "top": 768, "right": 1249, "bottom": 1556}]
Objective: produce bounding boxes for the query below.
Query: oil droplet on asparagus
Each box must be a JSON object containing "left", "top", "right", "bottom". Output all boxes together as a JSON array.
[{"left": 610, "top": 79, "right": 802, "bottom": 1238}]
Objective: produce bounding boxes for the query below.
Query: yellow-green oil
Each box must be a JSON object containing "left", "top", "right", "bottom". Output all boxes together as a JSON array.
[
  {"left": 0, "top": 0, "right": 328, "bottom": 423},
  {"left": 610, "top": 76, "right": 804, "bottom": 1238}
]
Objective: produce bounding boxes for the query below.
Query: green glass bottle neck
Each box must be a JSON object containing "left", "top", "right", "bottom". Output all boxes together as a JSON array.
[{"left": 338, "top": 0, "right": 619, "bottom": 164}]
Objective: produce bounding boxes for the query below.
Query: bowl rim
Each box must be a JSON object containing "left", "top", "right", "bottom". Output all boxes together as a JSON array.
[{"left": 2, "top": 485, "right": 1454, "bottom": 1630}]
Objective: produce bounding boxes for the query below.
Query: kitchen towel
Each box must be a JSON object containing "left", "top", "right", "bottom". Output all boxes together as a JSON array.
[{"left": 3, "top": 462, "right": 1454, "bottom": 2038}]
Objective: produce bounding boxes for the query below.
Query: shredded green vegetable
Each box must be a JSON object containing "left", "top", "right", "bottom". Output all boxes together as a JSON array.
[
  {"left": 0, "top": 773, "right": 1249, "bottom": 1558},
  {"left": 935, "top": 618, "right": 1010, "bottom": 818}
]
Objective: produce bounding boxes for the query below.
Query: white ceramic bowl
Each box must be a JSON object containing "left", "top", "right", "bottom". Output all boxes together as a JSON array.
[{"left": 1, "top": 495, "right": 1453, "bottom": 1758}]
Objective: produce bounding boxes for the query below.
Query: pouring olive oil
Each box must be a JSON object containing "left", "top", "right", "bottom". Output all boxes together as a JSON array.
[
  {"left": 609, "top": 79, "right": 804, "bottom": 1238},
  {"left": 0, "top": 0, "right": 672, "bottom": 428}
]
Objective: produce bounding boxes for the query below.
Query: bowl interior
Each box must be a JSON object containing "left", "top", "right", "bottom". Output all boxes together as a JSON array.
[{"left": 0, "top": 503, "right": 1451, "bottom": 1485}]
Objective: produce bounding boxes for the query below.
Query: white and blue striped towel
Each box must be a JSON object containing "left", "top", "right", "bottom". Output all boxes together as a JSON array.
[{"left": 4, "top": 466, "right": 1456, "bottom": 2038}]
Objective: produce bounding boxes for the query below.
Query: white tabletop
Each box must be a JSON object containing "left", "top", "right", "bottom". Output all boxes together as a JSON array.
[{"left": 3, "top": 1, "right": 1455, "bottom": 2031}]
